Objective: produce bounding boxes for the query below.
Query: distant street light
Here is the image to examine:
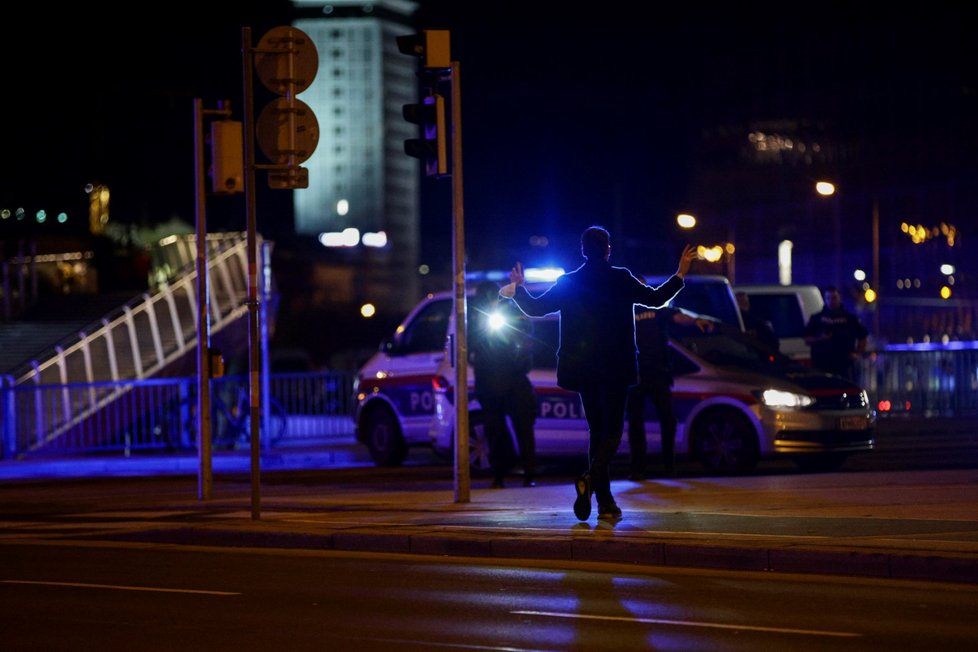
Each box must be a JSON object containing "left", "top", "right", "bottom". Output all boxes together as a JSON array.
[
  {"left": 818, "top": 181, "right": 881, "bottom": 341},
  {"left": 815, "top": 180, "right": 836, "bottom": 196},
  {"left": 679, "top": 212, "right": 735, "bottom": 281},
  {"left": 815, "top": 180, "right": 842, "bottom": 287}
]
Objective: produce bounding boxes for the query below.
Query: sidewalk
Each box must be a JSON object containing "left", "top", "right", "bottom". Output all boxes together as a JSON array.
[{"left": 2, "top": 448, "right": 977, "bottom": 586}]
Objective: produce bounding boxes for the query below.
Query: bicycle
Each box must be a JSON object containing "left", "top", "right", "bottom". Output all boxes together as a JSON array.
[{"left": 161, "top": 385, "right": 288, "bottom": 450}]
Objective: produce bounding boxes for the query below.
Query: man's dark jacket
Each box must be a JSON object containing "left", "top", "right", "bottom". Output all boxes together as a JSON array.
[{"left": 512, "top": 260, "right": 684, "bottom": 391}]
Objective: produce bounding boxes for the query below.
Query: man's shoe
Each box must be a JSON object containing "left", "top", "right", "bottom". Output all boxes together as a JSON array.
[
  {"left": 597, "top": 500, "right": 623, "bottom": 520},
  {"left": 522, "top": 476, "right": 537, "bottom": 487},
  {"left": 627, "top": 472, "right": 646, "bottom": 482},
  {"left": 573, "top": 473, "right": 592, "bottom": 521},
  {"left": 490, "top": 478, "right": 505, "bottom": 489}
]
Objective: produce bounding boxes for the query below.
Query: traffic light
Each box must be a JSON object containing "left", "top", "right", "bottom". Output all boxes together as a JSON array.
[
  {"left": 396, "top": 30, "right": 450, "bottom": 69},
  {"left": 403, "top": 93, "right": 447, "bottom": 177},
  {"left": 397, "top": 30, "right": 451, "bottom": 178},
  {"left": 209, "top": 120, "right": 244, "bottom": 194}
]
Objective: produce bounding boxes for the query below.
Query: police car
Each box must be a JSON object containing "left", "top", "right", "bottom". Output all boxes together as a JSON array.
[
  {"left": 429, "top": 311, "right": 876, "bottom": 475},
  {"left": 353, "top": 273, "right": 746, "bottom": 467}
]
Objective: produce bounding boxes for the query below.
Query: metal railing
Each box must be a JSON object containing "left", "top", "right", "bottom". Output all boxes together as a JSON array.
[
  {"left": 859, "top": 343, "right": 978, "bottom": 418},
  {"left": 2, "top": 233, "right": 256, "bottom": 452},
  {"left": 3, "top": 345, "right": 977, "bottom": 460},
  {"left": 12, "top": 233, "right": 251, "bottom": 387},
  {"left": 1, "top": 372, "right": 356, "bottom": 459}
]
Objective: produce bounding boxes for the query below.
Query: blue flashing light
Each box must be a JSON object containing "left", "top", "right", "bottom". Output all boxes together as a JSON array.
[
  {"left": 884, "top": 340, "right": 978, "bottom": 352},
  {"left": 465, "top": 267, "right": 565, "bottom": 284}
]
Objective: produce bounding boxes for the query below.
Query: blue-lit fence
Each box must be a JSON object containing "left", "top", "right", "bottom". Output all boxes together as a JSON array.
[
  {"left": 859, "top": 342, "right": 978, "bottom": 418},
  {"left": 3, "top": 347, "right": 977, "bottom": 459},
  {"left": 1, "top": 371, "right": 356, "bottom": 459}
]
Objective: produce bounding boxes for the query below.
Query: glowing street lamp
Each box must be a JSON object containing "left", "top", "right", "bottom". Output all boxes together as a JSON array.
[
  {"left": 815, "top": 180, "right": 836, "bottom": 196},
  {"left": 679, "top": 213, "right": 736, "bottom": 281},
  {"left": 818, "top": 180, "right": 881, "bottom": 340}
]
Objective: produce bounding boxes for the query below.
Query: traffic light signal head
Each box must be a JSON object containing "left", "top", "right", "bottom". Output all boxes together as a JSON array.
[
  {"left": 403, "top": 93, "right": 448, "bottom": 178},
  {"left": 397, "top": 29, "right": 451, "bottom": 177},
  {"left": 209, "top": 120, "right": 244, "bottom": 194},
  {"left": 396, "top": 30, "right": 450, "bottom": 69}
]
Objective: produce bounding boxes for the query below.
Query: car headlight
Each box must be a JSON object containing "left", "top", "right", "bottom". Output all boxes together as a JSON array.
[{"left": 758, "top": 388, "right": 815, "bottom": 408}]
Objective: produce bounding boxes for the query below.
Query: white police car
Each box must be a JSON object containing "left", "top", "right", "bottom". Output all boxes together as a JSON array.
[
  {"left": 430, "top": 311, "right": 876, "bottom": 475},
  {"left": 353, "top": 291, "right": 453, "bottom": 465},
  {"left": 354, "top": 274, "right": 746, "bottom": 467}
]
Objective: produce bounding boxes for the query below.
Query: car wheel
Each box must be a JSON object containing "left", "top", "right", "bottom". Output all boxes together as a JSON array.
[
  {"left": 468, "top": 411, "right": 491, "bottom": 472},
  {"left": 692, "top": 408, "right": 759, "bottom": 474},
  {"left": 794, "top": 453, "right": 848, "bottom": 472},
  {"left": 363, "top": 407, "right": 407, "bottom": 467}
]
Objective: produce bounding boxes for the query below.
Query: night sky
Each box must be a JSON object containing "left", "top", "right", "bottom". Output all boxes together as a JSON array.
[{"left": 2, "top": 1, "right": 974, "bottom": 274}]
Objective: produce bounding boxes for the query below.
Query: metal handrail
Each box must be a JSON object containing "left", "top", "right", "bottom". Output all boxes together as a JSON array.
[{"left": 4, "top": 233, "right": 257, "bottom": 452}]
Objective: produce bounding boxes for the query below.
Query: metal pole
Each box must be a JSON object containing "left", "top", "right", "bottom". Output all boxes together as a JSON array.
[
  {"left": 727, "top": 223, "right": 736, "bottom": 285},
  {"left": 260, "top": 240, "right": 272, "bottom": 452},
  {"left": 2, "top": 260, "right": 10, "bottom": 321},
  {"left": 450, "top": 60, "right": 470, "bottom": 504},
  {"left": 833, "top": 200, "right": 842, "bottom": 289},
  {"left": 872, "top": 198, "right": 880, "bottom": 343},
  {"left": 242, "top": 26, "right": 262, "bottom": 520},
  {"left": 192, "top": 98, "right": 213, "bottom": 500}
]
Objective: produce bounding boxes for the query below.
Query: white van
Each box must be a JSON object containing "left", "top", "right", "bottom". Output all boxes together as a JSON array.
[
  {"left": 733, "top": 284, "right": 824, "bottom": 364},
  {"left": 353, "top": 274, "right": 744, "bottom": 466}
]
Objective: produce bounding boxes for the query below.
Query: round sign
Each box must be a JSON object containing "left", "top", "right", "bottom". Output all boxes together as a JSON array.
[
  {"left": 255, "top": 26, "right": 318, "bottom": 96},
  {"left": 256, "top": 98, "right": 320, "bottom": 164}
]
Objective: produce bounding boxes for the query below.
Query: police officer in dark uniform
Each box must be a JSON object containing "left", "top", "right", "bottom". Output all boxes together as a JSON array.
[
  {"left": 468, "top": 280, "right": 538, "bottom": 488},
  {"left": 627, "top": 305, "right": 715, "bottom": 480},
  {"left": 804, "top": 285, "right": 869, "bottom": 381}
]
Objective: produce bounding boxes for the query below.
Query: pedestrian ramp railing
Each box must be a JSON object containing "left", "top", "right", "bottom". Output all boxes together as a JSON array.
[
  {"left": 1, "top": 372, "right": 356, "bottom": 459},
  {"left": 11, "top": 232, "right": 252, "bottom": 388},
  {"left": 2, "top": 233, "right": 258, "bottom": 452}
]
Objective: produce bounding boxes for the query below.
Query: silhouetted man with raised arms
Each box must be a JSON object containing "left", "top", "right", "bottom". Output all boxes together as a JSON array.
[{"left": 505, "top": 226, "right": 696, "bottom": 521}]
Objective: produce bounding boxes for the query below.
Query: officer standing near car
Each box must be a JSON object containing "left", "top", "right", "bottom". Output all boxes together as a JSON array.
[
  {"left": 627, "top": 304, "right": 715, "bottom": 480},
  {"left": 468, "top": 280, "right": 538, "bottom": 488},
  {"left": 804, "top": 285, "right": 868, "bottom": 381}
]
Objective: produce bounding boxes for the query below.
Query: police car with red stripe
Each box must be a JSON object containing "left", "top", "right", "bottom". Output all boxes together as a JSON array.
[{"left": 354, "top": 272, "right": 745, "bottom": 467}]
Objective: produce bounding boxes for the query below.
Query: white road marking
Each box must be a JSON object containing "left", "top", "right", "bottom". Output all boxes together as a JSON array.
[
  {"left": 512, "top": 610, "right": 860, "bottom": 637},
  {"left": 2, "top": 580, "right": 239, "bottom": 596}
]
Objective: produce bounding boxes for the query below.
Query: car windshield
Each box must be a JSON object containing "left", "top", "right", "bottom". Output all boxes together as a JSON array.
[{"left": 675, "top": 330, "right": 802, "bottom": 374}]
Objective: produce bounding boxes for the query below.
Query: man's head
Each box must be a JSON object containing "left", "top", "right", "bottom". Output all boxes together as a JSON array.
[
  {"left": 581, "top": 226, "right": 611, "bottom": 261},
  {"left": 824, "top": 285, "right": 843, "bottom": 310}
]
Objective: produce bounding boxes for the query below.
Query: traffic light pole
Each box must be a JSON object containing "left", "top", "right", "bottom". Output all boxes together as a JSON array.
[
  {"left": 192, "top": 98, "right": 213, "bottom": 501},
  {"left": 396, "top": 30, "right": 468, "bottom": 502},
  {"left": 450, "top": 60, "right": 469, "bottom": 504},
  {"left": 192, "top": 98, "right": 235, "bottom": 501},
  {"left": 242, "top": 26, "right": 262, "bottom": 520}
]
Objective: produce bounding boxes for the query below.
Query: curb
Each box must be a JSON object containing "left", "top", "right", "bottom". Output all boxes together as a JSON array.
[{"left": 98, "top": 523, "right": 978, "bottom": 585}]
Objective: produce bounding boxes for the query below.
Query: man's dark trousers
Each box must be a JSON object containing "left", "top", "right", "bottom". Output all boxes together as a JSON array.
[{"left": 578, "top": 382, "right": 630, "bottom": 504}]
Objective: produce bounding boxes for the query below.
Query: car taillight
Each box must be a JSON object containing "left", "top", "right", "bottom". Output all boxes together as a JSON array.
[{"left": 432, "top": 375, "right": 454, "bottom": 403}]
